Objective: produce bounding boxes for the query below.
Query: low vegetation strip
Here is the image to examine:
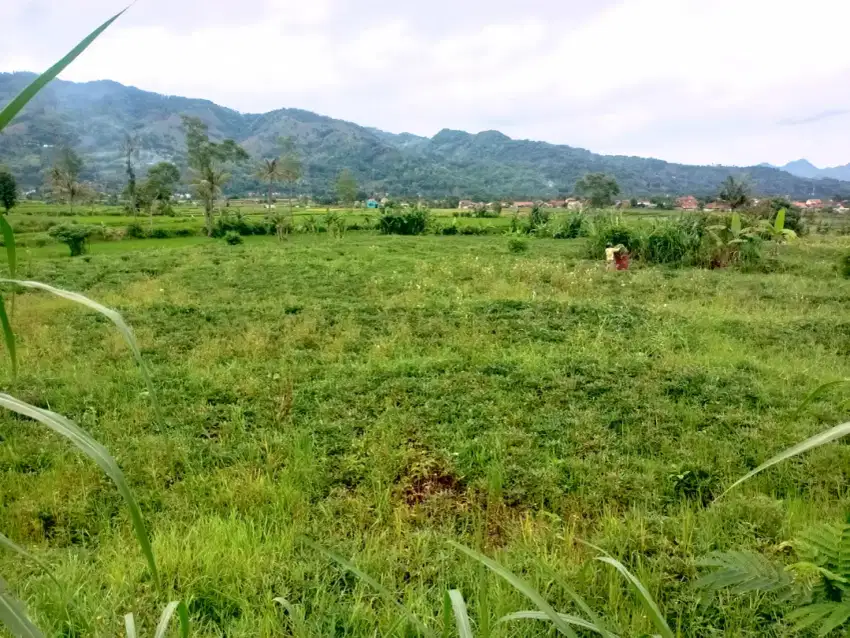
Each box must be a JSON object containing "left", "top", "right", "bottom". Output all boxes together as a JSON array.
[{"left": 0, "top": 232, "right": 848, "bottom": 634}]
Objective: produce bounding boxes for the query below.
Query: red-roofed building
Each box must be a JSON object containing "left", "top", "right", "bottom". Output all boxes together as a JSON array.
[
  {"left": 806, "top": 199, "right": 824, "bottom": 209},
  {"left": 513, "top": 201, "right": 534, "bottom": 208},
  {"left": 676, "top": 195, "right": 699, "bottom": 210}
]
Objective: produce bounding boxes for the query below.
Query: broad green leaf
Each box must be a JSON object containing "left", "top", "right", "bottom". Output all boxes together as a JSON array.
[
  {"left": 498, "top": 611, "right": 617, "bottom": 636},
  {"left": 449, "top": 541, "right": 579, "bottom": 638},
  {"left": 0, "top": 294, "right": 16, "bottom": 378},
  {"left": 176, "top": 601, "right": 190, "bottom": 638},
  {"left": 154, "top": 601, "right": 179, "bottom": 638},
  {"left": 595, "top": 557, "right": 673, "bottom": 638},
  {"left": 723, "top": 421, "right": 850, "bottom": 496},
  {"left": 774, "top": 208, "right": 786, "bottom": 234},
  {"left": 731, "top": 213, "right": 742, "bottom": 236},
  {"left": 0, "top": 9, "right": 127, "bottom": 132},
  {"left": 0, "top": 575, "right": 44, "bottom": 638},
  {"left": 0, "top": 217, "right": 16, "bottom": 278},
  {"left": 448, "top": 590, "right": 473, "bottom": 638},
  {"left": 0, "top": 279, "right": 160, "bottom": 424},
  {"left": 305, "top": 539, "right": 434, "bottom": 638},
  {"left": 0, "top": 394, "right": 158, "bottom": 588},
  {"left": 0, "top": 533, "right": 58, "bottom": 587},
  {"left": 124, "top": 613, "right": 137, "bottom": 638}
]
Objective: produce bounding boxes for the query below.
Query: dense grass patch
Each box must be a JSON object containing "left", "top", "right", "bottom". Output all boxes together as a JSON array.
[{"left": 1, "top": 232, "right": 849, "bottom": 635}]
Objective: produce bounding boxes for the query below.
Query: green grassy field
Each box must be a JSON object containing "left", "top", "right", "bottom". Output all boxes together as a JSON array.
[{"left": 1, "top": 227, "right": 849, "bottom": 636}]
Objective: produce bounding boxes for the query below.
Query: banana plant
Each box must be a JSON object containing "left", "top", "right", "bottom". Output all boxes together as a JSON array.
[
  {"left": 759, "top": 208, "right": 797, "bottom": 252},
  {"left": 706, "top": 212, "right": 758, "bottom": 267}
]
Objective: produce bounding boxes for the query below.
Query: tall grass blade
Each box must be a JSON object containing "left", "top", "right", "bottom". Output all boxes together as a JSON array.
[
  {"left": 124, "top": 613, "right": 137, "bottom": 638},
  {"left": 304, "top": 539, "right": 435, "bottom": 638},
  {"left": 498, "top": 611, "right": 617, "bottom": 636},
  {"left": 595, "top": 557, "right": 673, "bottom": 638},
  {"left": 0, "top": 9, "right": 127, "bottom": 132},
  {"left": 795, "top": 380, "right": 850, "bottom": 418},
  {"left": 0, "top": 279, "right": 160, "bottom": 423},
  {"left": 153, "top": 601, "right": 179, "bottom": 638},
  {"left": 0, "top": 575, "right": 44, "bottom": 638},
  {"left": 0, "top": 533, "right": 59, "bottom": 587},
  {"left": 722, "top": 421, "right": 850, "bottom": 496},
  {"left": 0, "top": 394, "right": 159, "bottom": 588},
  {"left": 0, "top": 295, "right": 15, "bottom": 379},
  {"left": 442, "top": 591, "right": 452, "bottom": 638},
  {"left": 731, "top": 213, "right": 741, "bottom": 236},
  {"left": 176, "top": 601, "right": 190, "bottom": 638},
  {"left": 448, "top": 590, "right": 474, "bottom": 638},
  {"left": 449, "top": 541, "right": 579, "bottom": 638}
]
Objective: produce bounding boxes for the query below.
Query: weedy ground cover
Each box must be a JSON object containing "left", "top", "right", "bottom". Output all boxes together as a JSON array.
[{"left": 1, "top": 232, "right": 849, "bottom": 635}]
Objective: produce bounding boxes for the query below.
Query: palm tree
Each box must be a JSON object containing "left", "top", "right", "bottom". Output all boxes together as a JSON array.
[{"left": 256, "top": 158, "right": 286, "bottom": 211}]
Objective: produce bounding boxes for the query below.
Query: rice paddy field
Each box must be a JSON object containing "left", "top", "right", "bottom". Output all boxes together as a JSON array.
[{"left": 1, "top": 212, "right": 849, "bottom": 636}]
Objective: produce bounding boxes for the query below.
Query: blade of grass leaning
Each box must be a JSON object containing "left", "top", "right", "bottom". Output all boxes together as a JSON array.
[
  {"left": 0, "top": 8, "right": 128, "bottom": 132},
  {"left": 124, "top": 613, "right": 137, "bottom": 638},
  {"left": 0, "top": 294, "right": 15, "bottom": 380},
  {"left": 775, "top": 208, "right": 786, "bottom": 234},
  {"left": 273, "top": 597, "right": 306, "bottom": 638},
  {"left": 0, "top": 533, "right": 59, "bottom": 587},
  {"left": 794, "top": 380, "right": 850, "bottom": 419},
  {"left": 0, "top": 279, "right": 160, "bottom": 424},
  {"left": 449, "top": 541, "right": 579, "bottom": 638},
  {"left": 304, "top": 539, "right": 435, "bottom": 638},
  {"left": 0, "top": 575, "right": 44, "bottom": 638},
  {"left": 153, "top": 601, "right": 179, "bottom": 638},
  {"left": 0, "top": 217, "right": 16, "bottom": 279},
  {"left": 595, "top": 557, "right": 673, "bottom": 638},
  {"left": 0, "top": 393, "right": 159, "bottom": 588},
  {"left": 448, "top": 590, "right": 474, "bottom": 638},
  {"left": 442, "top": 591, "right": 452, "bottom": 638},
  {"left": 498, "top": 611, "right": 617, "bottom": 636},
  {"left": 542, "top": 564, "right": 616, "bottom": 638},
  {"left": 722, "top": 421, "right": 850, "bottom": 497}
]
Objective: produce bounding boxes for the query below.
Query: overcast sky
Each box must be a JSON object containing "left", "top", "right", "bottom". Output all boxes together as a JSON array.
[{"left": 3, "top": 0, "right": 850, "bottom": 167}]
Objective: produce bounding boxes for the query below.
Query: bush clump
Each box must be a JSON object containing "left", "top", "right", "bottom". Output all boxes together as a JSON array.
[
  {"left": 49, "top": 223, "right": 95, "bottom": 256},
  {"left": 841, "top": 251, "right": 850, "bottom": 278},
  {"left": 224, "top": 231, "right": 243, "bottom": 245},
  {"left": 379, "top": 204, "right": 430, "bottom": 235},
  {"left": 507, "top": 237, "right": 529, "bottom": 253}
]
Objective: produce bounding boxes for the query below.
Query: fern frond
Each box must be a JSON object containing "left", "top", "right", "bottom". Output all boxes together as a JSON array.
[
  {"left": 817, "top": 602, "right": 850, "bottom": 636},
  {"left": 695, "top": 551, "right": 792, "bottom": 594},
  {"left": 796, "top": 525, "right": 844, "bottom": 567},
  {"left": 788, "top": 602, "right": 843, "bottom": 634}
]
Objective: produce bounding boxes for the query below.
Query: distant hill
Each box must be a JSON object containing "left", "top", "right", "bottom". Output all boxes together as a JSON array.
[
  {"left": 2, "top": 72, "right": 849, "bottom": 200},
  {"left": 768, "top": 158, "right": 850, "bottom": 182}
]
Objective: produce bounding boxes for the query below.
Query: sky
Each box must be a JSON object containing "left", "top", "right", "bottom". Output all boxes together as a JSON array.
[{"left": 3, "top": 0, "right": 850, "bottom": 168}]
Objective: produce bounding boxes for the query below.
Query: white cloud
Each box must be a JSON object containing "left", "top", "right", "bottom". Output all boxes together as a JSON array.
[{"left": 3, "top": 0, "right": 850, "bottom": 166}]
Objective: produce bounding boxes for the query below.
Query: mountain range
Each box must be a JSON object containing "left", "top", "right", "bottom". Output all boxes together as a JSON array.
[
  {"left": 761, "top": 159, "right": 850, "bottom": 182},
  {"left": 2, "top": 71, "right": 849, "bottom": 200}
]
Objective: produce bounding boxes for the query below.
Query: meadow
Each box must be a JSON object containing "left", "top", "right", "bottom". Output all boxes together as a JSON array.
[{"left": 1, "top": 216, "right": 849, "bottom": 636}]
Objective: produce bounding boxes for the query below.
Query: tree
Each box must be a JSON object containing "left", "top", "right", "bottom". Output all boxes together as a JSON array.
[
  {"left": 49, "top": 224, "right": 95, "bottom": 256},
  {"left": 256, "top": 158, "right": 285, "bottom": 211},
  {"left": 574, "top": 173, "right": 620, "bottom": 208},
  {"left": 121, "top": 132, "right": 140, "bottom": 214},
  {"left": 0, "top": 169, "right": 18, "bottom": 213},
  {"left": 335, "top": 169, "right": 358, "bottom": 207},
  {"left": 49, "top": 147, "right": 85, "bottom": 214},
  {"left": 145, "top": 162, "right": 180, "bottom": 213},
  {"left": 279, "top": 137, "right": 302, "bottom": 218},
  {"left": 182, "top": 115, "right": 249, "bottom": 236},
  {"left": 718, "top": 176, "right": 751, "bottom": 210}
]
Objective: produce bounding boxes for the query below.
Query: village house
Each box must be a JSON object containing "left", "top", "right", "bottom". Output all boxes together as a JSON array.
[
  {"left": 792, "top": 201, "right": 807, "bottom": 209},
  {"left": 806, "top": 199, "right": 824, "bottom": 209},
  {"left": 547, "top": 200, "right": 565, "bottom": 208},
  {"left": 705, "top": 201, "right": 731, "bottom": 211},
  {"left": 457, "top": 200, "right": 476, "bottom": 209},
  {"left": 676, "top": 195, "right": 699, "bottom": 211},
  {"left": 513, "top": 201, "right": 534, "bottom": 208}
]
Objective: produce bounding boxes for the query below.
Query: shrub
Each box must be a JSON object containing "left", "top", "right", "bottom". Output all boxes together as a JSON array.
[
  {"left": 379, "top": 204, "right": 430, "bottom": 235},
  {"left": 126, "top": 222, "right": 147, "bottom": 238},
  {"left": 841, "top": 252, "right": 850, "bottom": 278},
  {"left": 48, "top": 223, "right": 95, "bottom": 256},
  {"left": 439, "top": 220, "right": 459, "bottom": 235},
  {"left": 507, "top": 237, "right": 529, "bottom": 253},
  {"left": 638, "top": 217, "right": 704, "bottom": 266},
  {"left": 527, "top": 204, "right": 550, "bottom": 233},
  {"left": 224, "top": 231, "right": 243, "bottom": 245},
  {"left": 551, "top": 211, "right": 588, "bottom": 239},
  {"left": 585, "top": 215, "right": 641, "bottom": 259}
]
